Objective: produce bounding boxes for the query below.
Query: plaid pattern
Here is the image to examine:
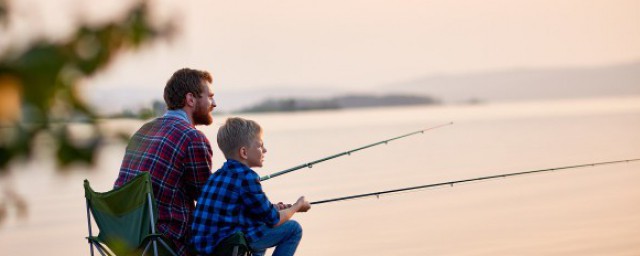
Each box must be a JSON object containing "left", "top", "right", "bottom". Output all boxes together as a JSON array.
[
  {"left": 115, "top": 114, "right": 212, "bottom": 256},
  {"left": 190, "top": 159, "right": 280, "bottom": 255}
]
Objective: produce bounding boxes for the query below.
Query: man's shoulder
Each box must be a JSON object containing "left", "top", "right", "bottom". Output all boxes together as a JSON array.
[{"left": 142, "top": 116, "right": 207, "bottom": 140}]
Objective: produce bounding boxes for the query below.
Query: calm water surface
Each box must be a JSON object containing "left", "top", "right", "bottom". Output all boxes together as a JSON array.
[{"left": 1, "top": 96, "right": 640, "bottom": 255}]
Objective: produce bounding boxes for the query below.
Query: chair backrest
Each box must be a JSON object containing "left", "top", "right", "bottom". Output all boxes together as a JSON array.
[{"left": 84, "top": 172, "right": 157, "bottom": 254}]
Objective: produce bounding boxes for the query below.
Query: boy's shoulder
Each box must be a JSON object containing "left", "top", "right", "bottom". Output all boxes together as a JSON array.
[{"left": 213, "top": 159, "right": 260, "bottom": 183}]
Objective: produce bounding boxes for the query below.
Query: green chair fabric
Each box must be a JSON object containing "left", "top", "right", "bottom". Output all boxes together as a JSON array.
[{"left": 84, "top": 172, "right": 177, "bottom": 256}]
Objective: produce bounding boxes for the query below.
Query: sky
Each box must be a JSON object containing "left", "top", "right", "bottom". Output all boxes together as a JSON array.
[{"left": 3, "top": 0, "right": 640, "bottom": 112}]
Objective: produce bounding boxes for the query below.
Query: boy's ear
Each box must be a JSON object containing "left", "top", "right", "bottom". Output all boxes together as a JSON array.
[{"left": 239, "top": 146, "right": 248, "bottom": 160}]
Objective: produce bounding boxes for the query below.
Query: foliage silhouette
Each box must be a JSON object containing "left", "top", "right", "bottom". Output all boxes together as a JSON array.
[
  {"left": 0, "top": 0, "right": 174, "bottom": 170},
  {"left": 0, "top": 0, "right": 175, "bottom": 225}
]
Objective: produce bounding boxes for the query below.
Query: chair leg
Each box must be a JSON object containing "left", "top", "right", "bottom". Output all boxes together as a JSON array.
[
  {"left": 86, "top": 200, "right": 95, "bottom": 256},
  {"left": 89, "top": 240, "right": 95, "bottom": 256},
  {"left": 142, "top": 241, "right": 152, "bottom": 255},
  {"left": 158, "top": 238, "right": 178, "bottom": 256},
  {"left": 152, "top": 240, "right": 159, "bottom": 256},
  {"left": 89, "top": 241, "right": 95, "bottom": 256},
  {"left": 146, "top": 194, "right": 160, "bottom": 256},
  {"left": 93, "top": 242, "right": 111, "bottom": 256}
]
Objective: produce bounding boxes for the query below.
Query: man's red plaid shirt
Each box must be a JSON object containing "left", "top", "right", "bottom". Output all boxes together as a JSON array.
[{"left": 115, "top": 111, "right": 212, "bottom": 256}]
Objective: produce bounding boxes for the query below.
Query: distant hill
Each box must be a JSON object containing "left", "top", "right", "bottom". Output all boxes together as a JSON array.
[
  {"left": 223, "top": 61, "right": 640, "bottom": 112},
  {"left": 239, "top": 94, "right": 439, "bottom": 113},
  {"left": 382, "top": 61, "right": 640, "bottom": 103},
  {"left": 90, "top": 61, "right": 640, "bottom": 114}
]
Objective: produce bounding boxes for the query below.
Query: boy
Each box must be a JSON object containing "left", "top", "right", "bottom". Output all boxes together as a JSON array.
[{"left": 191, "top": 117, "right": 311, "bottom": 256}]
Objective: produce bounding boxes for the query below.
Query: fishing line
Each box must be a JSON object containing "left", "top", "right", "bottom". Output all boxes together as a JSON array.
[
  {"left": 310, "top": 158, "right": 640, "bottom": 205},
  {"left": 260, "top": 122, "right": 454, "bottom": 181}
]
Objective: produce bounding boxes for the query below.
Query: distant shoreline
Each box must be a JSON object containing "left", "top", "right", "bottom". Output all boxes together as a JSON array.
[{"left": 238, "top": 93, "right": 443, "bottom": 113}]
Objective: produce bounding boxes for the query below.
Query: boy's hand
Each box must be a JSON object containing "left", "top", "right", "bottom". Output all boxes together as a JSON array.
[
  {"left": 274, "top": 202, "right": 292, "bottom": 210},
  {"left": 295, "top": 196, "right": 311, "bottom": 213}
]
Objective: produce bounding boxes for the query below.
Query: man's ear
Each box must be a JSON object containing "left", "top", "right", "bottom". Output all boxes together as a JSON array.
[
  {"left": 185, "top": 92, "right": 196, "bottom": 107},
  {"left": 239, "top": 146, "right": 248, "bottom": 160}
]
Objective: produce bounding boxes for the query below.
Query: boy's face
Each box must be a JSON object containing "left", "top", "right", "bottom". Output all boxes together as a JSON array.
[{"left": 246, "top": 132, "right": 267, "bottom": 168}]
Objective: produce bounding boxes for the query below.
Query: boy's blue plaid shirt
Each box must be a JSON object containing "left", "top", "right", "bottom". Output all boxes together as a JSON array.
[{"left": 191, "top": 159, "right": 280, "bottom": 254}]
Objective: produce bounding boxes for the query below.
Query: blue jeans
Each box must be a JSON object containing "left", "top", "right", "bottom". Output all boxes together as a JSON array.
[{"left": 249, "top": 220, "right": 303, "bottom": 256}]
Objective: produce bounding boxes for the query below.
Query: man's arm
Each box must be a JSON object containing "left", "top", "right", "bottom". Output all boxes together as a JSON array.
[{"left": 184, "top": 134, "right": 213, "bottom": 200}]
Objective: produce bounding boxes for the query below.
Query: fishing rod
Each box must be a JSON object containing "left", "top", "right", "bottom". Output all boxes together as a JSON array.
[
  {"left": 310, "top": 158, "right": 640, "bottom": 205},
  {"left": 260, "top": 122, "right": 454, "bottom": 181}
]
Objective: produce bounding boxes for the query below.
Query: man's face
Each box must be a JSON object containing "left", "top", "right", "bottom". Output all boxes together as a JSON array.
[
  {"left": 193, "top": 81, "right": 215, "bottom": 125},
  {"left": 245, "top": 132, "right": 267, "bottom": 168}
]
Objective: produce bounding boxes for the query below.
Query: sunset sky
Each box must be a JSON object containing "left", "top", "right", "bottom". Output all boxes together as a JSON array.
[{"left": 3, "top": 0, "right": 640, "bottom": 111}]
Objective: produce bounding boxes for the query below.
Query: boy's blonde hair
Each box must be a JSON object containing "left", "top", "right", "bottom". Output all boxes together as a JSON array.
[{"left": 217, "top": 117, "right": 262, "bottom": 159}]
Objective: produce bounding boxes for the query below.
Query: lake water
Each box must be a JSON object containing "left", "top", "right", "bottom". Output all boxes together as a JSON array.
[{"left": 1, "top": 96, "right": 640, "bottom": 255}]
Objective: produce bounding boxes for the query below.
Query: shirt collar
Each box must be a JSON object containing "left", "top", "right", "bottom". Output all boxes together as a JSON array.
[
  {"left": 226, "top": 158, "right": 245, "bottom": 167},
  {"left": 164, "top": 109, "right": 192, "bottom": 125},
  {"left": 225, "top": 158, "right": 252, "bottom": 170}
]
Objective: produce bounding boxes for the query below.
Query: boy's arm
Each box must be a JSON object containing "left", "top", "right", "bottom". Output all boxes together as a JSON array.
[
  {"left": 243, "top": 173, "right": 311, "bottom": 227},
  {"left": 243, "top": 175, "right": 282, "bottom": 226},
  {"left": 275, "top": 196, "right": 311, "bottom": 227},
  {"left": 274, "top": 202, "right": 292, "bottom": 210}
]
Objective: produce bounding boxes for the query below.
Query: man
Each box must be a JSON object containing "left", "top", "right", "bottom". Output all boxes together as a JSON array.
[{"left": 114, "top": 68, "right": 216, "bottom": 256}]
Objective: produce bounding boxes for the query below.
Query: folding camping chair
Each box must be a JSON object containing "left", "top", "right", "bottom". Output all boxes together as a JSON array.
[
  {"left": 84, "top": 172, "right": 178, "bottom": 256},
  {"left": 212, "top": 232, "right": 252, "bottom": 256}
]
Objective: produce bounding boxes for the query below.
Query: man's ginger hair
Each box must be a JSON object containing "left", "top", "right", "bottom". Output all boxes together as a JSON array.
[{"left": 164, "top": 68, "right": 213, "bottom": 110}]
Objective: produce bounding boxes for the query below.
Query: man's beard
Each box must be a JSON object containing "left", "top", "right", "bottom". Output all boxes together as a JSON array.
[{"left": 193, "top": 104, "right": 213, "bottom": 125}]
